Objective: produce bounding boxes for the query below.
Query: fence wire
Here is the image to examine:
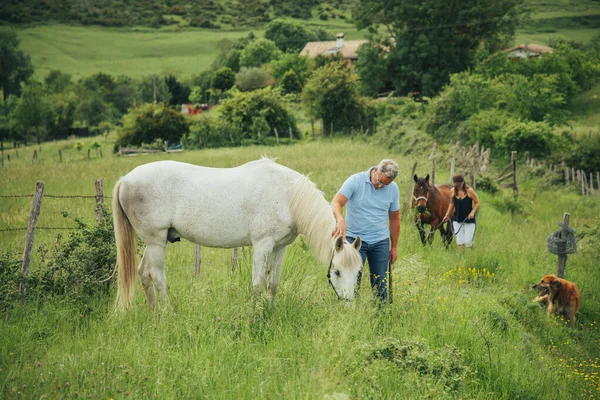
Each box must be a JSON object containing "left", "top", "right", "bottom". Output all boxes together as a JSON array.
[{"left": 0, "top": 194, "right": 111, "bottom": 199}]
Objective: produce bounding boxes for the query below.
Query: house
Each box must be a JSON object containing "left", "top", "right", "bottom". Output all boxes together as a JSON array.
[
  {"left": 504, "top": 44, "right": 553, "bottom": 60},
  {"left": 300, "top": 33, "right": 367, "bottom": 66}
]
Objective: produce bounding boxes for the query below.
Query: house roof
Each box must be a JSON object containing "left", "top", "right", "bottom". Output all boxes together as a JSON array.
[
  {"left": 504, "top": 43, "right": 554, "bottom": 54},
  {"left": 300, "top": 40, "right": 368, "bottom": 59}
]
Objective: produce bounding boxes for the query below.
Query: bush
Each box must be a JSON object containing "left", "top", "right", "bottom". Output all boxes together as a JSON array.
[
  {"left": 475, "top": 173, "right": 500, "bottom": 195},
  {"left": 113, "top": 103, "right": 189, "bottom": 151},
  {"left": 279, "top": 70, "right": 302, "bottom": 94},
  {"left": 565, "top": 135, "right": 600, "bottom": 172},
  {"left": 183, "top": 117, "right": 243, "bottom": 149},
  {"left": 220, "top": 87, "right": 300, "bottom": 142},
  {"left": 235, "top": 67, "right": 273, "bottom": 92},
  {"left": 0, "top": 251, "right": 23, "bottom": 311},
  {"left": 28, "top": 209, "right": 116, "bottom": 306},
  {"left": 492, "top": 119, "right": 556, "bottom": 159}
]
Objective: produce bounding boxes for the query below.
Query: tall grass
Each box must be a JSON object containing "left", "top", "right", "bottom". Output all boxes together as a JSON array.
[{"left": 1, "top": 138, "right": 599, "bottom": 398}]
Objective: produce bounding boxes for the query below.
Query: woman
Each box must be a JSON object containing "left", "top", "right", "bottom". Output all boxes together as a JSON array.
[{"left": 442, "top": 174, "right": 480, "bottom": 248}]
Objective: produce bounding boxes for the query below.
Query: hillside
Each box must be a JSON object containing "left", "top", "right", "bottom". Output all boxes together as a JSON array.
[{"left": 0, "top": 0, "right": 357, "bottom": 28}]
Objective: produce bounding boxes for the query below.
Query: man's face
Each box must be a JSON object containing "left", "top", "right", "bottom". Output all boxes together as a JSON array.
[{"left": 373, "top": 171, "right": 393, "bottom": 189}]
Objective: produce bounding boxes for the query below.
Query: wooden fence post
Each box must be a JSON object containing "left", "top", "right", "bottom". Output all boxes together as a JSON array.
[
  {"left": 449, "top": 147, "right": 456, "bottom": 183},
  {"left": 273, "top": 128, "right": 279, "bottom": 144},
  {"left": 194, "top": 245, "right": 201, "bottom": 278},
  {"left": 321, "top": 120, "right": 324, "bottom": 138},
  {"left": 589, "top": 172, "right": 593, "bottom": 195},
  {"left": 59, "top": 149, "right": 63, "bottom": 162},
  {"left": 430, "top": 142, "right": 436, "bottom": 185},
  {"left": 311, "top": 119, "right": 315, "bottom": 140},
  {"left": 20, "top": 181, "right": 45, "bottom": 298},
  {"left": 32, "top": 150, "right": 37, "bottom": 165},
  {"left": 564, "top": 167, "right": 569, "bottom": 185},
  {"left": 511, "top": 151, "right": 518, "bottom": 199},
  {"left": 557, "top": 212, "right": 570, "bottom": 278},
  {"left": 231, "top": 248, "right": 238, "bottom": 273},
  {"left": 95, "top": 178, "right": 104, "bottom": 224},
  {"left": 407, "top": 161, "right": 418, "bottom": 208},
  {"left": 289, "top": 126, "right": 293, "bottom": 143}
]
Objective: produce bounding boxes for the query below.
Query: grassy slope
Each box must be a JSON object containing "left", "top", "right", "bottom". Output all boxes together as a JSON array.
[
  {"left": 0, "top": 137, "right": 599, "bottom": 399},
  {"left": 14, "top": 0, "right": 599, "bottom": 80}
]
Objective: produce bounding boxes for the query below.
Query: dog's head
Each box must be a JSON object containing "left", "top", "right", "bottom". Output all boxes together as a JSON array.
[{"left": 532, "top": 274, "right": 561, "bottom": 293}]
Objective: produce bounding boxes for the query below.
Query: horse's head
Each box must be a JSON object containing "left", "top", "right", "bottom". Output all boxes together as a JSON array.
[
  {"left": 412, "top": 174, "right": 431, "bottom": 213},
  {"left": 328, "top": 236, "right": 363, "bottom": 300}
]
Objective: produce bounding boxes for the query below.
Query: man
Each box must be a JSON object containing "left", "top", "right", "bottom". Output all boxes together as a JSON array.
[{"left": 331, "top": 159, "right": 400, "bottom": 302}]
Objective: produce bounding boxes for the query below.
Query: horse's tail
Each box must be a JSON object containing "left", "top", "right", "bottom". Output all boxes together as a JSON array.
[{"left": 113, "top": 179, "right": 137, "bottom": 311}]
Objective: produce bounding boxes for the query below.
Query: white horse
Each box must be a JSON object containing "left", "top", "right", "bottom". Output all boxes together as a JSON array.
[{"left": 112, "top": 158, "right": 363, "bottom": 311}]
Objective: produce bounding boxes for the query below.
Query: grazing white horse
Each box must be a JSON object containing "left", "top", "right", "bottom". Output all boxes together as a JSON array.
[{"left": 113, "top": 158, "right": 363, "bottom": 311}]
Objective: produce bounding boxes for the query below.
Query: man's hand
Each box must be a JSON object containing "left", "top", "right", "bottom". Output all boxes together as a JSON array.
[
  {"left": 332, "top": 218, "right": 346, "bottom": 238},
  {"left": 389, "top": 247, "right": 398, "bottom": 264}
]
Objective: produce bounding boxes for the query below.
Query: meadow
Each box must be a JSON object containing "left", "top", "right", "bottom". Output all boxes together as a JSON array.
[{"left": 1, "top": 137, "right": 599, "bottom": 399}]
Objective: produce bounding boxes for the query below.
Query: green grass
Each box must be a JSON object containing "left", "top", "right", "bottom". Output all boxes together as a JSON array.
[
  {"left": 1, "top": 138, "right": 600, "bottom": 398},
  {"left": 17, "top": 25, "right": 257, "bottom": 80}
]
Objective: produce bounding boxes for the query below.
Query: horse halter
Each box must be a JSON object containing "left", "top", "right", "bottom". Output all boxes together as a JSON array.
[{"left": 412, "top": 192, "right": 429, "bottom": 204}]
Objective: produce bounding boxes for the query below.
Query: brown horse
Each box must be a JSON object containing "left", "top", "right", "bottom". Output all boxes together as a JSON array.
[{"left": 412, "top": 174, "right": 453, "bottom": 246}]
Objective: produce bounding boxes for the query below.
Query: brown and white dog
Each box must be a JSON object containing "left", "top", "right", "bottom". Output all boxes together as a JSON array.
[{"left": 532, "top": 274, "right": 580, "bottom": 327}]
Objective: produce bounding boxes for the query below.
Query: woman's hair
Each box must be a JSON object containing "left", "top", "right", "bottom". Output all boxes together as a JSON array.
[{"left": 452, "top": 174, "right": 468, "bottom": 194}]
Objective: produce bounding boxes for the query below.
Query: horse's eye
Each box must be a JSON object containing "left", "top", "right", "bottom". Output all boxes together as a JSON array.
[{"left": 334, "top": 270, "right": 341, "bottom": 277}]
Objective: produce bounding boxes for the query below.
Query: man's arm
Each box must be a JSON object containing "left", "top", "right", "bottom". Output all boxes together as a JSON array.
[
  {"left": 389, "top": 210, "right": 400, "bottom": 264},
  {"left": 331, "top": 193, "right": 348, "bottom": 238}
]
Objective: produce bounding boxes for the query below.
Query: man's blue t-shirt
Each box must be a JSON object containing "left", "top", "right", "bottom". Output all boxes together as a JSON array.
[{"left": 337, "top": 167, "right": 400, "bottom": 244}]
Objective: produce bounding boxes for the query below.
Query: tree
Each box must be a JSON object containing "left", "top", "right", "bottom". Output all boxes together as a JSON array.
[
  {"left": 352, "top": 0, "right": 530, "bottom": 95},
  {"left": 302, "top": 62, "right": 364, "bottom": 131},
  {"left": 220, "top": 87, "right": 299, "bottom": 142},
  {"left": 0, "top": 28, "right": 34, "bottom": 101},
  {"left": 235, "top": 67, "right": 273, "bottom": 92},
  {"left": 355, "top": 40, "right": 390, "bottom": 96},
  {"left": 212, "top": 68, "right": 236, "bottom": 92},
  {"left": 265, "top": 19, "right": 315, "bottom": 53},
  {"left": 138, "top": 75, "right": 172, "bottom": 104},
  {"left": 111, "top": 75, "right": 139, "bottom": 116},
  {"left": 279, "top": 70, "right": 302, "bottom": 94},
  {"left": 239, "top": 39, "right": 282, "bottom": 68},
  {"left": 44, "top": 70, "right": 72, "bottom": 94},
  {"left": 269, "top": 53, "right": 310, "bottom": 84},
  {"left": 114, "top": 103, "right": 189, "bottom": 150},
  {"left": 12, "top": 82, "right": 55, "bottom": 144},
  {"left": 165, "top": 75, "right": 190, "bottom": 106}
]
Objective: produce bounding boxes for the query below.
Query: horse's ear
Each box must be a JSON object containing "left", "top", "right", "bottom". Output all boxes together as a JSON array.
[
  {"left": 425, "top": 174, "right": 430, "bottom": 182},
  {"left": 334, "top": 236, "right": 344, "bottom": 252},
  {"left": 413, "top": 174, "right": 418, "bottom": 183},
  {"left": 352, "top": 236, "right": 362, "bottom": 251}
]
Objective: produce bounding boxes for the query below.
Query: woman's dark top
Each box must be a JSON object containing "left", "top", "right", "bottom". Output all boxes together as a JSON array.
[{"left": 452, "top": 191, "right": 475, "bottom": 224}]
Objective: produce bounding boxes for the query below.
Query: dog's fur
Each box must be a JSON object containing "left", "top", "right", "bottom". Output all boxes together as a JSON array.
[{"left": 532, "top": 274, "right": 580, "bottom": 327}]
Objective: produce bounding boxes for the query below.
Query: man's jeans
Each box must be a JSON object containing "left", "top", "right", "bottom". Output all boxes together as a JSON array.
[{"left": 347, "top": 237, "right": 389, "bottom": 302}]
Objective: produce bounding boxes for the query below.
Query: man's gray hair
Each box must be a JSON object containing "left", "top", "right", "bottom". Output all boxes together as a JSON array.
[{"left": 377, "top": 159, "right": 399, "bottom": 180}]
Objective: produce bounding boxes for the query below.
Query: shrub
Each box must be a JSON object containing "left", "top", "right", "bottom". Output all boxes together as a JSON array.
[
  {"left": 0, "top": 251, "right": 23, "bottom": 311},
  {"left": 113, "top": 103, "right": 189, "bottom": 151},
  {"left": 565, "top": 135, "right": 600, "bottom": 172},
  {"left": 239, "top": 39, "right": 282, "bottom": 68},
  {"left": 28, "top": 209, "right": 116, "bottom": 306},
  {"left": 220, "top": 87, "right": 299, "bottom": 142},
  {"left": 475, "top": 173, "right": 500, "bottom": 195},
  {"left": 183, "top": 116, "right": 243, "bottom": 149},
  {"left": 235, "top": 67, "right": 273, "bottom": 92},
  {"left": 492, "top": 119, "right": 555, "bottom": 159}
]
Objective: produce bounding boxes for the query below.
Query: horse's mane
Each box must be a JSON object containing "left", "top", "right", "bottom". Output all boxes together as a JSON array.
[{"left": 287, "top": 176, "right": 335, "bottom": 264}]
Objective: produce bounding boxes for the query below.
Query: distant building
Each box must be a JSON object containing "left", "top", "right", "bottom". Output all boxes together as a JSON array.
[
  {"left": 300, "top": 33, "right": 367, "bottom": 66},
  {"left": 504, "top": 44, "right": 553, "bottom": 60},
  {"left": 181, "top": 103, "right": 207, "bottom": 116}
]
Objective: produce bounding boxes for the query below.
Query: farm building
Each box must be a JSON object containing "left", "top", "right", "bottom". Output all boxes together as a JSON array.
[
  {"left": 504, "top": 43, "right": 554, "bottom": 60},
  {"left": 300, "top": 33, "right": 367, "bottom": 66}
]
